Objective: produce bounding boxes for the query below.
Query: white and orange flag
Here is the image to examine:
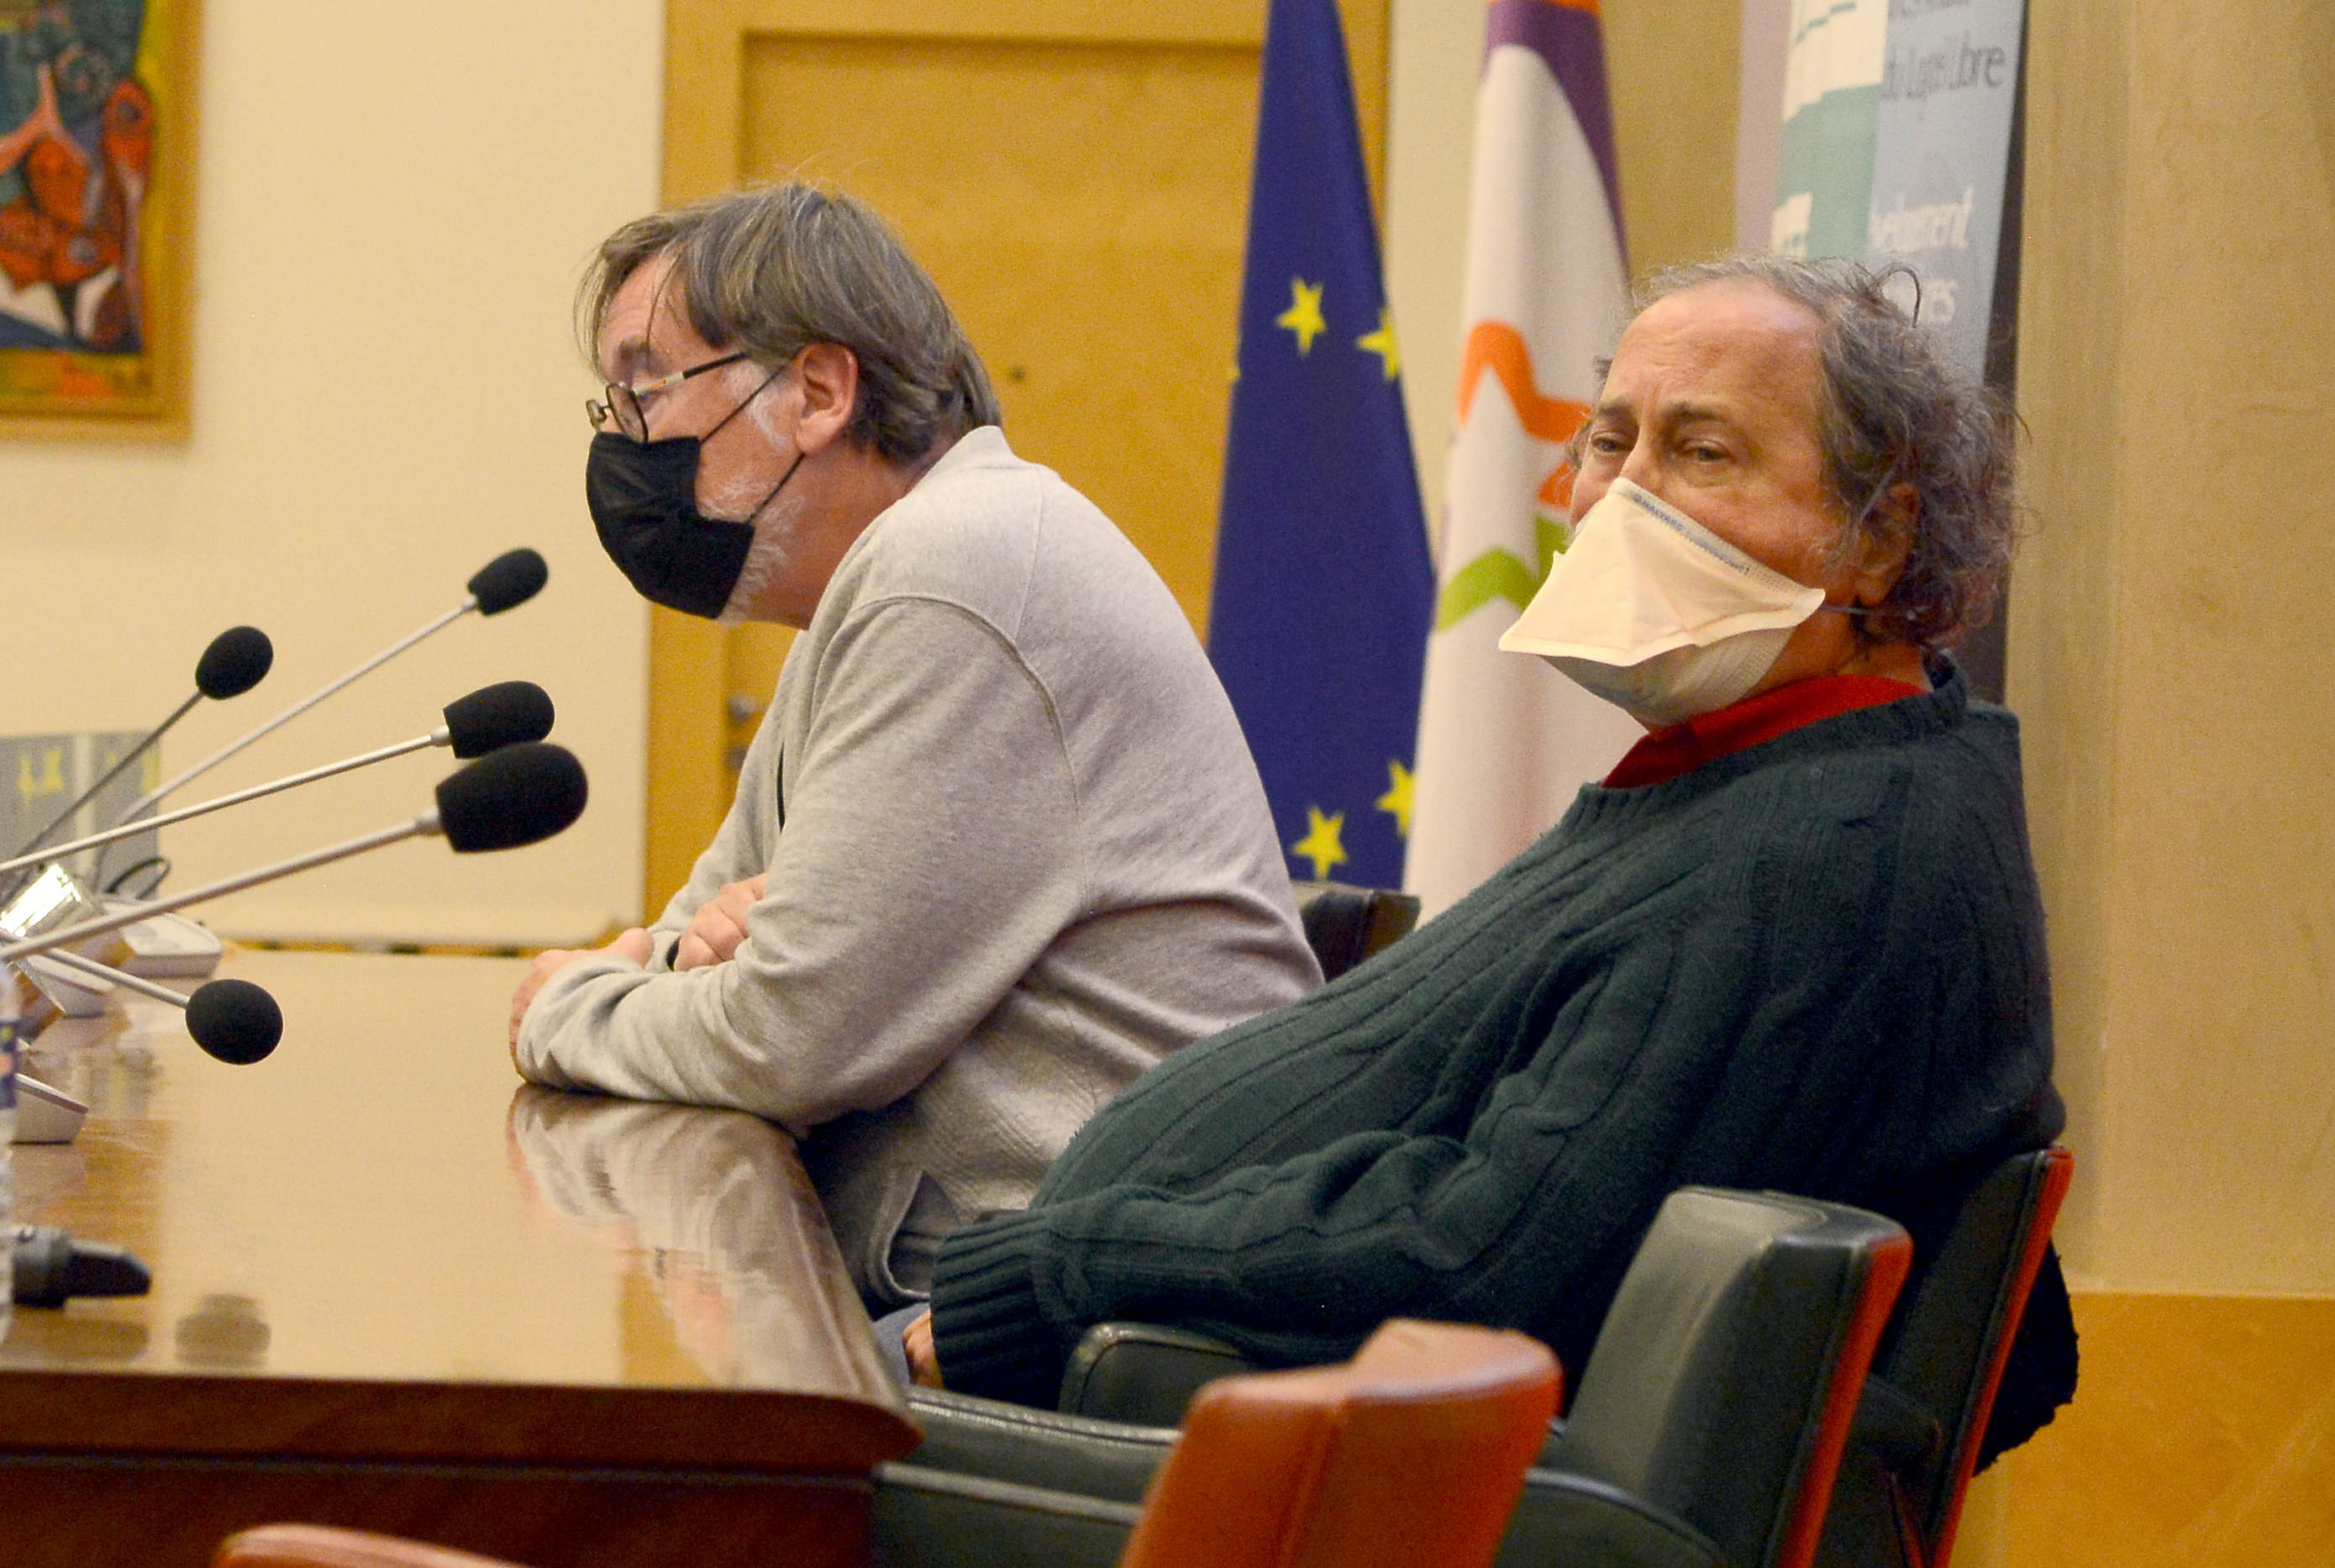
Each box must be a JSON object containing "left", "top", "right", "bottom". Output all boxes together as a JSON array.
[{"left": 1406, "top": 0, "right": 1643, "bottom": 919}]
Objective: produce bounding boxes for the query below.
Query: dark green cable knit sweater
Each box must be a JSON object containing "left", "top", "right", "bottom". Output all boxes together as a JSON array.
[{"left": 929, "top": 668, "right": 2062, "bottom": 1410}]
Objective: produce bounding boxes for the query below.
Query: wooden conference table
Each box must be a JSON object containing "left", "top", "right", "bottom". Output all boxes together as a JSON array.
[{"left": 0, "top": 950, "right": 918, "bottom": 1568}]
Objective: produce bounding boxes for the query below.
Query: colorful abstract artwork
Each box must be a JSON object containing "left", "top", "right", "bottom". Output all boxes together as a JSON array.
[{"left": 0, "top": 0, "right": 192, "bottom": 434}]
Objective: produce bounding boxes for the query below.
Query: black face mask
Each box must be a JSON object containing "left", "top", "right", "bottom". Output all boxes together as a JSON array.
[
  {"left": 585, "top": 369, "right": 803, "bottom": 619},
  {"left": 585, "top": 432, "right": 759, "bottom": 618}
]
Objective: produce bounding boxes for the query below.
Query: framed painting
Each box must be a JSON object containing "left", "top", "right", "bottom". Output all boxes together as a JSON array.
[{"left": 0, "top": 0, "right": 197, "bottom": 439}]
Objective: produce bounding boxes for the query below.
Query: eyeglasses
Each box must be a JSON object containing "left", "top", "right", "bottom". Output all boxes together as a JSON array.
[{"left": 586, "top": 350, "right": 749, "bottom": 440}]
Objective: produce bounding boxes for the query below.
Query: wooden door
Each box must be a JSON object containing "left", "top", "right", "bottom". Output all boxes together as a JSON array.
[{"left": 644, "top": 0, "right": 1388, "bottom": 915}]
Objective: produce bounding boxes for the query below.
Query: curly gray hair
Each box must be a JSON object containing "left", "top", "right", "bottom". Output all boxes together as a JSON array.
[
  {"left": 1626, "top": 255, "right": 2018, "bottom": 648},
  {"left": 581, "top": 183, "right": 1000, "bottom": 465}
]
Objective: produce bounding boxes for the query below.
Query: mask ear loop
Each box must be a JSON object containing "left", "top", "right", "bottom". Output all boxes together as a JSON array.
[
  {"left": 705, "top": 362, "right": 803, "bottom": 526},
  {"left": 704, "top": 364, "right": 786, "bottom": 444},
  {"left": 744, "top": 449, "right": 806, "bottom": 524}
]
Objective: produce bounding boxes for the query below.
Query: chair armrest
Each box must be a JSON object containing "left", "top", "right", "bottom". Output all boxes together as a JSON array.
[
  {"left": 1493, "top": 1469, "right": 1729, "bottom": 1568},
  {"left": 871, "top": 1461, "right": 1143, "bottom": 1568},
  {"left": 1057, "top": 1322, "right": 1260, "bottom": 1424},
  {"left": 1291, "top": 881, "right": 1423, "bottom": 981},
  {"left": 907, "top": 1386, "right": 1175, "bottom": 1503}
]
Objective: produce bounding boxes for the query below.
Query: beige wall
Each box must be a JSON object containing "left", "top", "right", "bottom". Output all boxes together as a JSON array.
[
  {"left": 1972, "top": 0, "right": 2335, "bottom": 1557},
  {"left": 0, "top": 1, "right": 665, "bottom": 946},
  {"left": 2011, "top": 0, "right": 2335, "bottom": 1299}
]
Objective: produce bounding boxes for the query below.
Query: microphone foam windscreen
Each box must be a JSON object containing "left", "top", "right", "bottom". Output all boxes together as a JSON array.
[
  {"left": 469, "top": 549, "right": 550, "bottom": 615},
  {"left": 195, "top": 626, "right": 275, "bottom": 700},
  {"left": 443, "top": 681, "right": 555, "bottom": 758},
  {"left": 434, "top": 742, "right": 587, "bottom": 852},
  {"left": 186, "top": 978, "right": 282, "bottom": 1065}
]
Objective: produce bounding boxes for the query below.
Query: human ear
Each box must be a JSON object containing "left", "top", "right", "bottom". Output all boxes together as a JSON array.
[
  {"left": 790, "top": 343, "right": 861, "bottom": 455},
  {"left": 1851, "top": 481, "right": 1918, "bottom": 602}
]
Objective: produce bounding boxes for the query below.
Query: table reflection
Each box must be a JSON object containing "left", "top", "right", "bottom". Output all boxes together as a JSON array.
[
  {"left": 3, "top": 951, "right": 902, "bottom": 1413},
  {"left": 505, "top": 1087, "right": 891, "bottom": 1392},
  {"left": 1, "top": 955, "right": 919, "bottom": 1568}
]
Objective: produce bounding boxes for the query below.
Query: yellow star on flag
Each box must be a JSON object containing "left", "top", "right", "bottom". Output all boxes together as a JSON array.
[
  {"left": 1374, "top": 760, "right": 1415, "bottom": 838},
  {"left": 1275, "top": 278, "right": 1328, "bottom": 355},
  {"left": 1355, "top": 308, "right": 1401, "bottom": 381},
  {"left": 1290, "top": 805, "right": 1349, "bottom": 880}
]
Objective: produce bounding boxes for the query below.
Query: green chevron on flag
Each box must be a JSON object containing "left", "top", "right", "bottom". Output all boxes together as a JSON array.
[{"left": 1433, "top": 515, "right": 1573, "bottom": 632}]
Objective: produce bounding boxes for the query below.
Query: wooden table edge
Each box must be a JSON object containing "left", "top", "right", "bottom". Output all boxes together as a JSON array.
[{"left": 0, "top": 1368, "right": 922, "bottom": 1472}]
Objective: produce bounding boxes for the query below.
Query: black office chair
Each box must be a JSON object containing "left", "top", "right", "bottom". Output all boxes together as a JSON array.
[
  {"left": 1289, "top": 880, "right": 1420, "bottom": 981},
  {"left": 905, "top": 1188, "right": 1912, "bottom": 1568},
  {"left": 1498, "top": 1189, "right": 1909, "bottom": 1568},
  {"left": 1815, "top": 1146, "right": 2075, "bottom": 1568}
]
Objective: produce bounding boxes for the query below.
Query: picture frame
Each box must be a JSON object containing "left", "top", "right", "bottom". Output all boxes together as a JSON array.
[{"left": 0, "top": 0, "right": 197, "bottom": 439}]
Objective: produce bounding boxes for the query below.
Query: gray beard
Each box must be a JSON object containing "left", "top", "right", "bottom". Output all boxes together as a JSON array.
[{"left": 716, "top": 493, "right": 803, "bottom": 624}]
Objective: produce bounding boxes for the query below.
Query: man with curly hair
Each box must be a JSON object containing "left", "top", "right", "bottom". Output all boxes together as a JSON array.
[{"left": 906, "top": 257, "right": 2071, "bottom": 1456}]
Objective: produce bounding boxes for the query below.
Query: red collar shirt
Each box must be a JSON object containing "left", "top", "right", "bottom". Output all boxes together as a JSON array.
[{"left": 1602, "top": 675, "right": 1927, "bottom": 790}]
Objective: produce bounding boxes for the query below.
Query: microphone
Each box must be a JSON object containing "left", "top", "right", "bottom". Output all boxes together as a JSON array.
[
  {"left": 469, "top": 547, "right": 551, "bottom": 613},
  {"left": 8, "top": 626, "right": 274, "bottom": 861},
  {"left": 0, "top": 744, "right": 588, "bottom": 969},
  {"left": 22, "top": 947, "right": 283, "bottom": 1065},
  {"left": 186, "top": 978, "right": 286, "bottom": 1066},
  {"left": 432, "top": 741, "right": 590, "bottom": 851},
  {"left": 197, "top": 627, "right": 278, "bottom": 699},
  {"left": 115, "top": 548, "right": 552, "bottom": 823},
  {"left": 3, "top": 682, "right": 558, "bottom": 882}
]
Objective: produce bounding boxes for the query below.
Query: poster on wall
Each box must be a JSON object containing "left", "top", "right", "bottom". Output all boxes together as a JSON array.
[
  {"left": 0, "top": 730, "right": 155, "bottom": 896},
  {"left": 0, "top": 0, "right": 196, "bottom": 436},
  {"left": 1771, "top": 0, "right": 1889, "bottom": 266},
  {"left": 1771, "top": 0, "right": 2025, "bottom": 385}
]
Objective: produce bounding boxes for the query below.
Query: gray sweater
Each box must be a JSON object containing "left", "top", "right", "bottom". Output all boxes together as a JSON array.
[{"left": 518, "top": 429, "right": 1320, "bottom": 1302}]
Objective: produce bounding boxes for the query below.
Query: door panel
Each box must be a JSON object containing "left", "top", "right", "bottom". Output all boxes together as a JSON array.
[{"left": 741, "top": 34, "right": 1254, "bottom": 634}]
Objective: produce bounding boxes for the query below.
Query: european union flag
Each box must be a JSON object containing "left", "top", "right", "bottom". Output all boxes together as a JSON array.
[{"left": 1207, "top": 0, "right": 1434, "bottom": 892}]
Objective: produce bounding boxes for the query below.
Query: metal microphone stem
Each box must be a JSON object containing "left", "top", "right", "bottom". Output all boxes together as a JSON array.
[
  {"left": 0, "top": 819, "right": 433, "bottom": 966},
  {"left": 21, "top": 947, "right": 191, "bottom": 1009},
  {"left": 118, "top": 600, "right": 476, "bottom": 823},
  {"left": 0, "top": 734, "right": 439, "bottom": 879}
]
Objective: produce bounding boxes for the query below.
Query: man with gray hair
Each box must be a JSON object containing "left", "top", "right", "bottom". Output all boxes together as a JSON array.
[
  {"left": 909, "top": 256, "right": 2073, "bottom": 1460},
  {"left": 507, "top": 183, "right": 1318, "bottom": 1307}
]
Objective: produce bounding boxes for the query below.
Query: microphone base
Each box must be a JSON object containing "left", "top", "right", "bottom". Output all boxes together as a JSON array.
[
  {"left": 103, "top": 902, "right": 224, "bottom": 979},
  {"left": 3, "top": 866, "right": 135, "bottom": 1023},
  {"left": 13, "top": 1075, "right": 87, "bottom": 1144},
  {"left": 20, "top": 955, "right": 109, "bottom": 1017}
]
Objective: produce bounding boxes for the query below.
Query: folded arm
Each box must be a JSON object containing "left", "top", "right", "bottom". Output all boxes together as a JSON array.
[{"left": 514, "top": 597, "right": 1087, "bottom": 1130}]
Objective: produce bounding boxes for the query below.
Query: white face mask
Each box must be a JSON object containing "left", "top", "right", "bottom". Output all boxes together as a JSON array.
[{"left": 1497, "top": 477, "right": 1828, "bottom": 728}]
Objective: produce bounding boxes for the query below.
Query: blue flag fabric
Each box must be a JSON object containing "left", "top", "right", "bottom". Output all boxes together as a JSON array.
[{"left": 1207, "top": 0, "right": 1434, "bottom": 892}]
